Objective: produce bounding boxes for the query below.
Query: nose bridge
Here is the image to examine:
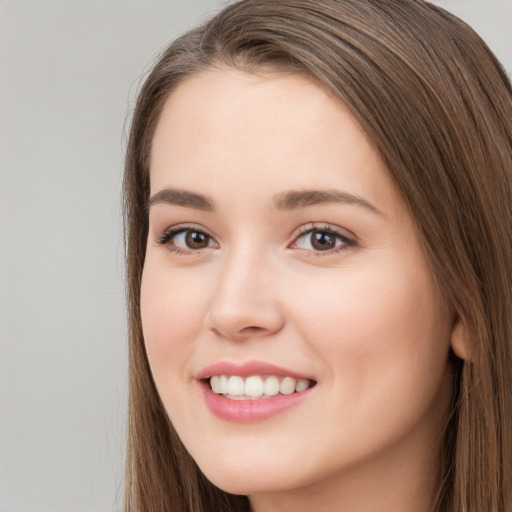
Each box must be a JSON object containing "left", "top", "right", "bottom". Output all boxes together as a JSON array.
[
  {"left": 205, "top": 240, "right": 283, "bottom": 340},
  {"left": 222, "top": 241, "right": 264, "bottom": 294}
]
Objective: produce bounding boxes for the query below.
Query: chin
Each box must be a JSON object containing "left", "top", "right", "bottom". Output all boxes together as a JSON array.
[
  {"left": 196, "top": 453, "right": 315, "bottom": 496},
  {"left": 206, "top": 472, "right": 292, "bottom": 496}
]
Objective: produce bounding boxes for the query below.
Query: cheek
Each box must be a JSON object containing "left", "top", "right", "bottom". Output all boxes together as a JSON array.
[
  {"left": 283, "top": 260, "right": 453, "bottom": 467},
  {"left": 140, "top": 260, "right": 213, "bottom": 375},
  {"left": 286, "top": 259, "right": 451, "bottom": 393}
]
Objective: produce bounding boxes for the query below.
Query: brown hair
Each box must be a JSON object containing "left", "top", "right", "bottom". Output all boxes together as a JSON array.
[{"left": 123, "top": 1, "right": 512, "bottom": 511}]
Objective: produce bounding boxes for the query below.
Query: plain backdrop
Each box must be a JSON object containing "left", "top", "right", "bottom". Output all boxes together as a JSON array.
[{"left": 0, "top": 1, "right": 510, "bottom": 511}]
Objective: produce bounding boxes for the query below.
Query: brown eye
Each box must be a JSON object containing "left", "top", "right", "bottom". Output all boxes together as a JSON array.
[
  {"left": 185, "top": 231, "right": 210, "bottom": 249},
  {"left": 157, "top": 227, "right": 218, "bottom": 253},
  {"left": 293, "top": 226, "right": 354, "bottom": 253},
  {"left": 310, "top": 231, "right": 336, "bottom": 251}
]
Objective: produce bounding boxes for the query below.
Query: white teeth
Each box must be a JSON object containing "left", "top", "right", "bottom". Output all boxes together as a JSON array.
[
  {"left": 245, "top": 376, "right": 264, "bottom": 397},
  {"left": 218, "top": 375, "right": 229, "bottom": 394},
  {"left": 209, "top": 374, "right": 313, "bottom": 398},
  {"left": 210, "top": 375, "right": 222, "bottom": 393},
  {"left": 296, "top": 379, "right": 310, "bottom": 392},
  {"left": 227, "top": 376, "right": 245, "bottom": 396},
  {"left": 210, "top": 375, "right": 229, "bottom": 394},
  {"left": 263, "top": 375, "right": 280, "bottom": 396},
  {"left": 279, "top": 376, "right": 296, "bottom": 395}
]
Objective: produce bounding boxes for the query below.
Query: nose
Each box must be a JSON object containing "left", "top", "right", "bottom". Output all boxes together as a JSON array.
[{"left": 204, "top": 249, "right": 285, "bottom": 342}]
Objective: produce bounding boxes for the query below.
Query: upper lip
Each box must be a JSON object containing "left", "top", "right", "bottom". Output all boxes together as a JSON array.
[{"left": 196, "top": 361, "right": 315, "bottom": 381}]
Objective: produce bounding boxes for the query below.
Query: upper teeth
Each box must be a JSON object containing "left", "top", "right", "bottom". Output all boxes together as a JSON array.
[{"left": 209, "top": 375, "right": 312, "bottom": 398}]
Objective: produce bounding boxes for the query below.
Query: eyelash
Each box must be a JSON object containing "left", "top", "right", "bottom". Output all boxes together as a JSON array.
[
  {"left": 291, "top": 223, "right": 357, "bottom": 255},
  {"left": 155, "top": 223, "right": 357, "bottom": 256},
  {"left": 156, "top": 224, "right": 214, "bottom": 256}
]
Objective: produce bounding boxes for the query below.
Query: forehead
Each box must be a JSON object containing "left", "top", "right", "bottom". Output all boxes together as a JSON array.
[{"left": 149, "top": 69, "right": 398, "bottom": 214}]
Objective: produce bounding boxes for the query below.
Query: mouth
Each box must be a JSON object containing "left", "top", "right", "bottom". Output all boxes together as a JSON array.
[
  {"left": 197, "top": 361, "right": 317, "bottom": 421},
  {"left": 207, "top": 374, "right": 316, "bottom": 400}
]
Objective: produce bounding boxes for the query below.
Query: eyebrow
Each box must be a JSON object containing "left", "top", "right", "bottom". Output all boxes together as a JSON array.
[
  {"left": 149, "top": 188, "right": 214, "bottom": 211},
  {"left": 148, "top": 187, "right": 382, "bottom": 216},
  {"left": 274, "top": 189, "right": 383, "bottom": 216}
]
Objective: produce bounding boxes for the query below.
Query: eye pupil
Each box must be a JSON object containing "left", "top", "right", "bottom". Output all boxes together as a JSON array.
[
  {"left": 185, "top": 231, "right": 209, "bottom": 249},
  {"left": 311, "top": 231, "right": 335, "bottom": 250}
]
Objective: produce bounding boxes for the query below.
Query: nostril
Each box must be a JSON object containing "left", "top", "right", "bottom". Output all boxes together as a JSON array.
[
  {"left": 236, "top": 325, "right": 271, "bottom": 339},
  {"left": 242, "top": 326, "right": 265, "bottom": 333}
]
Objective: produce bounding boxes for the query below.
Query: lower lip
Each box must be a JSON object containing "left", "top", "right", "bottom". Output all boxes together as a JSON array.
[{"left": 200, "top": 381, "right": 313, "bottom": 422}]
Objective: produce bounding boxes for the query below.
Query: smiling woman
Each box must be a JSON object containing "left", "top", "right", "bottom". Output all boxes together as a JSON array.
[{"left": 122, "top": 1, "right": 512, "bottom": 512}]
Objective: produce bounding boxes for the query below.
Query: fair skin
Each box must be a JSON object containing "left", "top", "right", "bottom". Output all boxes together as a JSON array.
[{"left": 141, "top": 69, "right": 458, "bottom": 512}]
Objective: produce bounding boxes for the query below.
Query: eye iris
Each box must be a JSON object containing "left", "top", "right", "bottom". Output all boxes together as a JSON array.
[
  {"left": 185, "top": 231, "right": 209, "bottom": 249},
  {"left": 311, "top": 231, "right": 335, "bottom": 250}
]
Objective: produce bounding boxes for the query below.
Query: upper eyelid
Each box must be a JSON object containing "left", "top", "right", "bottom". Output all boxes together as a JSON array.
[
  {"left": 155, "top": 223, "right": 217, "bottom": 246},
  {"left": 158, "top": 223, "right": 214, "bottom": 237},
  {"left": 291, "top": 223, "right": 356, "bottom": 241}
]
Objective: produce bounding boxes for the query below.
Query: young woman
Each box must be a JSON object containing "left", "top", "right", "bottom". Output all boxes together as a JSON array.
[{"left": 123, "top": 1, "right": 512, "bottom": 511}]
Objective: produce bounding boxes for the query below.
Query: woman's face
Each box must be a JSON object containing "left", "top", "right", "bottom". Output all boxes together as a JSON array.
[{"left": 141, "top": 69, "right": 456, "bottom": 505}]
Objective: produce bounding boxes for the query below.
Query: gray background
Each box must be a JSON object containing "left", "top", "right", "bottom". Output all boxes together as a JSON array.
[{"left": 0, "top": 1, "right": 510, "bottom": 511}]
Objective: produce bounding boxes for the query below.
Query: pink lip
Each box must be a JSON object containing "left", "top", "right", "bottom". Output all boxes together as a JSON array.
[
  {"left": 196, "top": 361, "right": 316, "bottom": 423},
  {"left": 196, "top": 360, "right": 313, "bottom": 380}
]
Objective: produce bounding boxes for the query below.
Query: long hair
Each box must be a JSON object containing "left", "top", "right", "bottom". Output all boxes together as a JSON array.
[{"left": 123, "top": 1, "right": 512, "bottom": 511}]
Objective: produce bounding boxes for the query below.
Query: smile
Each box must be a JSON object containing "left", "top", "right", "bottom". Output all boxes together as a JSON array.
[
  {"left": 198, "top": 362, "right": 317, "bottom": 422},
  {"left": 209, "top": 375, "right": 314, "bottom": 400}
]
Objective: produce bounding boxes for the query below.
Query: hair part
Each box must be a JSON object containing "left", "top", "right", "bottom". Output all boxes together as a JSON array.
[{"left": 123, "top": 1, "right": 512, "bottom": 510}]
